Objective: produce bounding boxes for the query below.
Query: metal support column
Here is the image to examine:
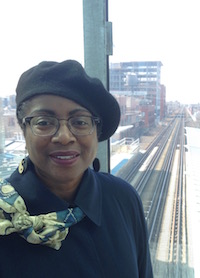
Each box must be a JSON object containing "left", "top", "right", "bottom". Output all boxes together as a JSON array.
[{"left": 83, "top": 0, "right": 112, "bottom": 172}]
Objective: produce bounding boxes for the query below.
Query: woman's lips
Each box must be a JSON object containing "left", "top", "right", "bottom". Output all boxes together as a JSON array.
[{"left": 49, "top": 151, "right": 80, "bottom": 165}]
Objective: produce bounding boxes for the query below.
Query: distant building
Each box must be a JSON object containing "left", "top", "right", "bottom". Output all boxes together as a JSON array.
[
  {"left": 1, "top": 95, "right": 23, "bottom": 141},
  {"left": 0, "top": 98, "right": 5, "bottom": 153},
  {"left": 167, "top": 101, "right": 181, "bottom": 115},
  {"left": 160, "top": 85, "right": 166, "bottom": 120},
  {"left": 3, "top": 108, "right": 23, "bottom": 140},
  {"left": 0, "top": 96, "right": 24, "bottom": 168},
  {"left": 109, "top": 61, "right": 166, "bottom": 121},
  {"left": 2, "top": 95, "right": 16, "bottom": 109},
  {"left": 111, "top": 92, "right": 155, "bottom": 141}
]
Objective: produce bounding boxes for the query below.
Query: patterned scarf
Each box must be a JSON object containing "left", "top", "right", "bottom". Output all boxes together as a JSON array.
[{"left": 0, "top": 179, "right": 85, "bottom": 250}]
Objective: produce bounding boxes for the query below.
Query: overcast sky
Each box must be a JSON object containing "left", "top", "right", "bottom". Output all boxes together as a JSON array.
[{"left": 0, "top": 0, "right": 199, "bottom": 104}]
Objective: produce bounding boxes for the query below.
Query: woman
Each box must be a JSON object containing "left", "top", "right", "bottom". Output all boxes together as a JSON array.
[{"left": 0, "top": 60, "right": 153, "bottom": 277}]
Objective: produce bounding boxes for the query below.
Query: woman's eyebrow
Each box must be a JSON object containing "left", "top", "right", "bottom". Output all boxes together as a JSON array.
[
  {"left": 68, "top": 108, "right": 91, "bottom": 116},
  {"left": 29, "top": 108, "right": 91, "bottom": 116},
  {"left": 29, "top": 109, "right": 55, "bottom": 116}
]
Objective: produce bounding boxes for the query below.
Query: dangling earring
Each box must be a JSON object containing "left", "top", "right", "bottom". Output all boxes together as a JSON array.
[
  {"left": 93, "top": 158, "right": 100, "bottom": 172},
  {"left": 18, "top": 158, "right": 28, "bottom": 174},
  {"left": 18, "top": 147, "right": 28, "bottom": 174}
]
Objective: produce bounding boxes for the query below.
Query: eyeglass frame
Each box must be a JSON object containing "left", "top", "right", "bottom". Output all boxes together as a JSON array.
[{"left": 22, "top": 115, "right": 101, "bottom": 137}]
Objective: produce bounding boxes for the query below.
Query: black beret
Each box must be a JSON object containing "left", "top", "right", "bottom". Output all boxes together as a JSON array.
[{"left": 16, "top": 60, "right": 120, "bottom": 141}]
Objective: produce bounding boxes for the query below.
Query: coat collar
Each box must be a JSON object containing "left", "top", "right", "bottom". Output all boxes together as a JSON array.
[{"left": 8, "top": 158, "right": 102, "bottom": 226}]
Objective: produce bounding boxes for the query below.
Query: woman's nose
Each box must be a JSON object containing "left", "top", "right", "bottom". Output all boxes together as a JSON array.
[{"left": 51, "top": 122, "right": 76, "bottom": 144}]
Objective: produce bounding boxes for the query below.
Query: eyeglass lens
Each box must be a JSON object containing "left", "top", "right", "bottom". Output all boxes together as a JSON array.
[{"left": 30, "top": 116, "right": 95, "bottom": 136}]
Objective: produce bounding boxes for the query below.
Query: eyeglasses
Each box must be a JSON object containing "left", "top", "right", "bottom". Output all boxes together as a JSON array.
[{"left": 22, "top": 115, "right": 101, "bottom": 137}]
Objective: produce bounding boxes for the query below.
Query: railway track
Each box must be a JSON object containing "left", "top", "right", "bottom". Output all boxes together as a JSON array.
[{"left": 118, "top": 109, "right": 191, "bottom": 277}]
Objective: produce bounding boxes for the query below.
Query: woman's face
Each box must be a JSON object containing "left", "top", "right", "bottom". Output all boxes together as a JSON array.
[{"left": 23, "top": 95, "right": 98, "bottom": 190}]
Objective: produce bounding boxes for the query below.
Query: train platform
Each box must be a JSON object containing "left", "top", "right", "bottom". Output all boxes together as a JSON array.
[
  {"left": 110, "top": 138, "right": 140, "bottom": 175},
  {"left": 185, "top": 127, "right": 200, "bottom": 277},
  {"left": 111, "top": 152, "right": 133, "bottom": 175}
]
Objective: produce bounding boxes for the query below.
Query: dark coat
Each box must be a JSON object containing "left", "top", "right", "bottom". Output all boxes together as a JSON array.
[{"left": 0, "top": 159, "right": 153, "bottom": 278}]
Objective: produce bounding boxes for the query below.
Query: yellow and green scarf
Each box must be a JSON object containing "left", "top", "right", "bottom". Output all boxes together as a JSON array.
[{"left": 0, "top": 179, "right": 85, "bottom": 250}]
